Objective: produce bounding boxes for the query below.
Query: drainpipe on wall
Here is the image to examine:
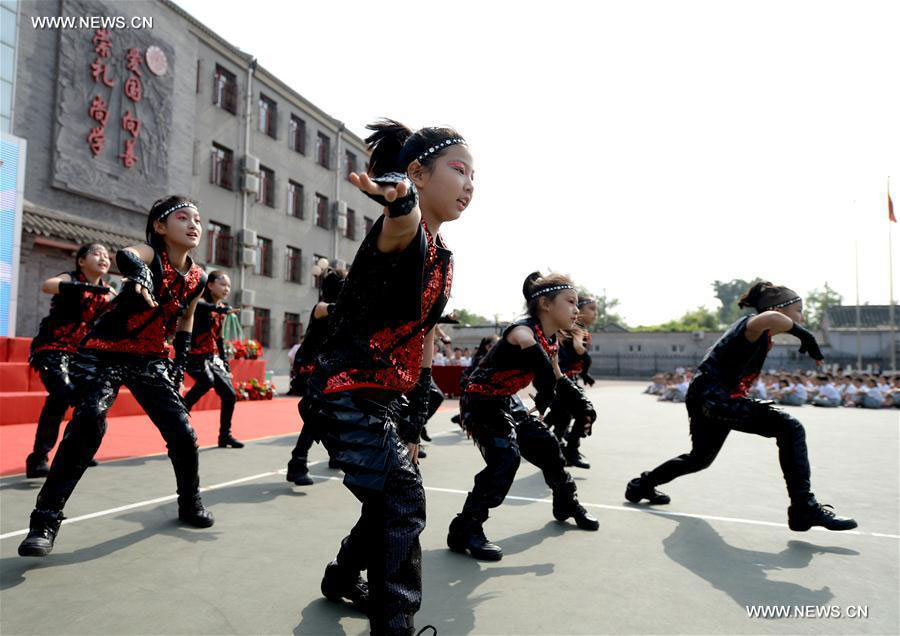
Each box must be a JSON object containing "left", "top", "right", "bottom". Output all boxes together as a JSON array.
[
  {"left": 239, "top": 57, "right": 257, "bottom": 295},
  {"left": 332, "top": 123, "right": 344, "bottom": 261}
]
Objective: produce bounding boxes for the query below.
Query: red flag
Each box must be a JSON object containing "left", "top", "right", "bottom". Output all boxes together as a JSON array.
[{"left": 890, "top": 189, "right": 896, "bottom": 223}]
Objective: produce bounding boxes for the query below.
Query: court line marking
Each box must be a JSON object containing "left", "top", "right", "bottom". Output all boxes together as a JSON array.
[{"left": 3, "top": 462, "right": 896, "bottom": 541}]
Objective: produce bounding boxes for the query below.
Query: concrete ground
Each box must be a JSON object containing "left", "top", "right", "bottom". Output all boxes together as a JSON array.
[{"left": 1, "top": 381, "right": 897, "bottom": 635}]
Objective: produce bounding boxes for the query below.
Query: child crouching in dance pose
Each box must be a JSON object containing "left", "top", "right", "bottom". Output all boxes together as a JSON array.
[
  {"left": 182, "top": 270, "right": 243, "bottom": 449},
  {"left": 300, "top": 120, "right": 473, "bottom": 635},
  {"left": 25, "top": 243, "right": 114, "bottom": 478},
  {"left": 448, "top": 272, "right": 599, "bottom": 563},
  {"left": 19, "top": 196, "right": 215, "bottom": 557},
  {"left": 625, "top": 281, "right": 857, "bottom": 532}
]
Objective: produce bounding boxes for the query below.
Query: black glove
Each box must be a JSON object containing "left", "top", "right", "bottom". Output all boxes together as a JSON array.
[
  {"left": 116, "top": 249, "right": 154, "bottom": 295},
  {"left": 397, "top": 368, "right": 432, "bottom": 444},
  {"left": 211, "top": 303, "right": 232, "bottom": 314},
  {"left": 361, "top": 172, "right": 418, "bottom": 217},
  {"left": 59, "top": 280, "right": 109, "bottom": 295},
  {"left": 556, "top": 376, "right": 597, "bottom": 433},
  {"left": 788, "top": 323, "right": 824, "bottom": 361},
  {"left": 172, "top": 331, "right": 191, "bottom": 389}
]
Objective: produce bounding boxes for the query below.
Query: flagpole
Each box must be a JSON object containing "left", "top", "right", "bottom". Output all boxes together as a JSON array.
[
  {"left": 889, "top": 176, "right": 896, "bottom": 372},
  {"left": 855, "top": 239, "right": 862, "bottom": 370}
]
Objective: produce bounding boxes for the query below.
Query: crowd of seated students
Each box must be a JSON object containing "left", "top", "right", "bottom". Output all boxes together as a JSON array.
[{"left": 645, "top": 368, "right": 900, "bottom": 409}]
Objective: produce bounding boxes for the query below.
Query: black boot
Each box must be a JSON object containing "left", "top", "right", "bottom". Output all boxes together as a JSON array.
[
  {"left": 552, "top": 498, "right": 600, "bottom": 530},
  {"left": 417, "top": 446, "right": 428, "bottom": 459},
  {"left": 87, "top": 458, "right": 98, "bottom": 467},
  {"left": 18, "top": 509, "right": 64, "bottom": 557},
  {"left": 564, "top": 448, "right": 590, "bottom": 469},
  {"left": 788, "top": 497, "right": 857, "bottom": 532},
  {"left": 447, "top": 514, "right": 503, "bottom": 561},
  {"left": 218, "top": 433, "right": 244, "bottom": 448},
  {"left": 177, "top": 496, "right": 215, "bottom": 528},
  {"left": 320, "top": 560, "right": 369, "bottom": 613},
  {"left": 420, "top": 427, "right": 432, "bottom": 442},
  {"left": 286, "top": 460, "right": 314, "bottom": 486},
  {"left": 25, "top": 454, "right": 51, "bottom": 478},
  {"left": 625, "top": 471, "right": 671, "bottom": 505},
  {"left": 328, "top": 457, "right": 340, "bottom": 470}
]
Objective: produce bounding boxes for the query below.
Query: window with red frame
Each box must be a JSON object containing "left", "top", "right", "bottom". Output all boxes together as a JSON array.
[
  {"left": 285, "top": 246, "right": 303, "bottom": 284},
  {"left": 258, "top": 94, "right": 277, "bottom": 138},
  {"left": 316, "top": 132, "right": 330, "bottom": 168},
  {"left": 364, "top": 216, "right": 374, "bottom": 235},
  {"left": 258, "top": 165, "right": 275, "bottom": 207},
  {"left": 207, "top": 221, "right": 233, "bottom": 267},
  {"left": 315, "top": 193, "right": 329, "bottom": 228},
  {"left": 288, "top": 181, "right": 303, "bottom": 219},
  {"left": 213, "top": 65, "right": 237, "bottom": 114},
  {"left": 345, "top": 208, "right": 356, "bottom": 240},
  {"left": 255, "top": 236, "right": 273, "bottom": 277},
  {"left": 289, "top": 115, "right": 306, "bottom": 154},
  {"left": 211, "top": 143, "right": 234, "bottom": 190},
  {"left": 283, "top": 312, "right": 303, "bottom": 349},
  {"left": 253, "top": 307, "right": 270, "bottom": 348},
  {"left": 313, "top": 253, "right": 327, "bottom": 289},
  {"left": 345, "top": 150, "right": 357, "bottom": 180}
]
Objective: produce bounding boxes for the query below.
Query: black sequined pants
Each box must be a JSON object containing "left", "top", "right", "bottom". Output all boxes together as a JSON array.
[
  {"left": 28, "top": 351, "right": 82, "bottom": 465},
  {"left": 35, "top": 351, "right": 201, "bottom": 511},
  {"left": 545, "top": 392, "right": 588, "bottom": 456},
  {"left": 459, "top": 394, "right": 578, "bottom": 523},
  {"left": 300, "top": 390, "right": 425, "bottom": 635},
  {"left": 183, "top": 354, "right": 236, "bottom": 437},
  {"left": 645, "top": 375, "right": 812, "bottom": 501}
]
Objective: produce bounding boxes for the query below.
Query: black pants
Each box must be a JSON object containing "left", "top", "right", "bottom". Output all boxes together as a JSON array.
[
  {"left": 645, "top": 376, "right": 812, "bottom": 501},
  {"left": 427, "top": 377, "right": 444, "bottom": 421},
  {"left": 183, "top": 355, "right": 236, "bottom": 437},
  {"left": 301, "top": 390, "right": 424, "bottom": 635},
  {"left": 36, "top": 351, "right": 201, "bottom": 511},
  {"left": 460, "top": 394, "right": 578, "bottom": 523},
  {"left": 28, "top": 351, "right": 82, "bottom": 465},
  {"left": 545, "top": 394, "right": 587, "bottom": 456},
  {"left": 287, "top": 400, "right": 317, "bottom": 474}
]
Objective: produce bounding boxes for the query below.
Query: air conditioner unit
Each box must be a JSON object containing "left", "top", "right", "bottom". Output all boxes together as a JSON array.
[
  {"left": 241, "top": 248, "right": 257, "bottom": 267},
  {"left": 242, "top": 173, "right": 259, "bottom": 194},
  {"left": 239, "top": 308, "right": 255, "bottom": 327},
  {"left": 334, "top": 200, "right": 348, "bottom": 231},
  {"left": 242, "top": 154, "right": 260, "bottom": 174},
  {"left": 239, "top": 228, "right": 258, "bottom": 247},
  {"left": 236, "top": 288, "right": 256, "bottom": 306}
]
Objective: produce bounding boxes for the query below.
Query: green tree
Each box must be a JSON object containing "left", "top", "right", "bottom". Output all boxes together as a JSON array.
[
  {"left": 575, "top": 286, "right": 625, "bottom": 330},
  {"left": 804, "top": 283, "right": 843, "bottom": 331},
  {"left": 712, "top": 278, "right": 761, "bottom": 325},
  {"left": 634, "top": 306, "right": 720, "bottom": 332},
  {"left": 452, "top": 308, "right": 492, "bottom": 326}
]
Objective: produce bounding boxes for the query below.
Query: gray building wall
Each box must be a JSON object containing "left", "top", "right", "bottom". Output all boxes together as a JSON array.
[{"left": 12, "top": 0, "right": 383, "bottom": 373}]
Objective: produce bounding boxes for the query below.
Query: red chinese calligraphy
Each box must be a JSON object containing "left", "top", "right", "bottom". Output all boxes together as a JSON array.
[
  {"left": 88, "top": 96, "right": 109, "bottom": 127},
  {"left": 124, "top": 76, "right": 142, "bottom": 102},
  {"left": 121, "top": 111, "right": 141, "bottom": 138},
  {"left": 125, "top": 48, "right": 143, "bottom": 76},
  {"left": 119, "top": 139, "right": 138, "bottom": 168},
  {"left": 92, "top": 29, "right": 111, "bottom": 58},
  {"left": 90, "top": 60, "right": 115, "bottom": 87},
  {"left": 87, "top": 127, "right": 105, "bottom": 156}
]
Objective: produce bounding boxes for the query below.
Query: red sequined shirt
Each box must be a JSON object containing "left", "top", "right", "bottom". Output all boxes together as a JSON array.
[
  {"left": 465, "top": 319, "right": 559, "bottom": 397},
  {"left": 31, "top": 271, "right": 113, "bottom": 356}
]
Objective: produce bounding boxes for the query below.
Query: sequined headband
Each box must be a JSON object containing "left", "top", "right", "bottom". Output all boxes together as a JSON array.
[
  {"left": 157, "top": 202, "right": 197, "bottom": 221},
  {"left": 528, "top": 284, "right": 575, "bottom": 301},
  {"left": 764, "top": 296, "right": 801, "bottom": 310},
  {"left": 577, "top": 298, "right": 595, "bottom": 308},
  {"left": 414, "top": 137, "right": 466, "bottom": 164}
]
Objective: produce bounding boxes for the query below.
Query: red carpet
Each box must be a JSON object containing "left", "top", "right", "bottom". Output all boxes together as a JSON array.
[{"left": 0, "top": 397, "right": 303, "bottom": 477}]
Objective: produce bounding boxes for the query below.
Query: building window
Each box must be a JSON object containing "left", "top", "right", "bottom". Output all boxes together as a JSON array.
[
  {"left": 285, "top": 246, "right": 303, "bottom": 284},
  {"left": 313, "top": 253, "right": 327, "bottom": 288},
  {"left": 288, "top": 181, "right": 304, "bottom": 219},
  {"left": 283, "top": 312, "right": 303, "bottom": 349},
  {"left": 315, "top": 193, "right": 329, "bottom": 229},
  {"left": 258, "top": 165, "right": 275, "bottom": 207},
  {"left": 211, "top": 143, "right": 234, "bottom": 190},
  {"left": 345, "top": 150, "right": 357, "bottom": 180},
  {"left": 345, "top": 208, "right": 356, "bottom": 240},
  {"left": 253, "top": 308, "right": 270, "bottom": 348},
  {"left": 207, "top": 221, "right": 233, "bottom": 267},
  {"left": 289, "top": 115, "right": 306, "bottom": 154},
  {"left": 364, "top": 216, "right": 375, "bottom": 235},
  {"left": 255, "top": 236, "right": 273, "bottom": 277},
  {"left": 316, "top": 132, "right": 330, "bottom": 168},
  {"left": 258, "top": 94, "right": 277, "bottom": 138},
  {"left": 213, "top": 65, "right": 237, "bottom": 114}
]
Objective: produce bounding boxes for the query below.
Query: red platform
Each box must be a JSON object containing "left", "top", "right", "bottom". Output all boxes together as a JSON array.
[{"left": 0, "top": 337, "right": 266, "bottom": 426}]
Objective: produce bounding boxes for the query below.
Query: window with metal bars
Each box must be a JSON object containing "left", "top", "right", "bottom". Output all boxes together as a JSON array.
[
  {"left": 315, "top": 193, "right": 329, "bottom": 229},
  {"left": 289, "top": 115, "right": 306, "bottom": 154},
  {"left": 285, "top": 246, "right": 303, "bottom": 284},
  {"left": 288, "top": 181, "right": 304, "bottom": 219},
  {"left": 258, "top": 94, "right": 277, "bottom": 138},
  {"left": 213, "top": 65, "right": 237, "bottom": 114},
  {"left": 207, "top": 221, "right": 233, "bottom": 267},
  {"left": 211, "top": 143, "right": 234, "bottom": 190},
  {"left": 253, "top": 308, "right": 270, "bottom": 348},
  {"left": 255, "top": 236, "right": 273, "bottom": 277},
  {"left": 316, "top": 132, "right": 330, "bottom": 168},
  {"left": 258, "top": 165, "right": 275, "bottom": 207},
  {"left": 283, "top": 312, "right": 303, "bottom": 349}
]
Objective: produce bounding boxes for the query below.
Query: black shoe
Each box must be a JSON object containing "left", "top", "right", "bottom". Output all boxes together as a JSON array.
[
  {"left": 25, "top": 455, "right": 50, "bottom": 478},
  {"left": 565, "top": 451, "right": 590, "bottom": 469},
  {"left": 417, "top": 446, "right": 428, "bottom": 459},
  {"left": 447, "top": 514, "right": 503, "bottom": 561},
  {"left": 321, "top": 560, "right": 369, "bottom": 613},
  {"left": 625, "top": 472, "right": 671, "bottom": 505},
  {"left": 217, "top": 434, "right": 244, "bottom": 448},
  {"left": 87, "top": 458, "right": 98, "bottom": 467},
  {"left": 420, "top": 427, "right": 432, "bottom": 442},
  {"left": 286, "top": 462, "right": 315, "bottom": 486},
  {"left": 18, "top": 509, "right": 64, "bottom": 557},
  {"left": 788, "top": 501, "right": 858, "bottom": 532},
  {"left": 328, "top": 457, "right": 340, "bottom": 470},
  {"left": 451, "top": 414, "right": 461, "bottom": 426},
  {"left": 552, "top": 499, "right": 600, "bottom": 530},
  {"left": 177, "top": 497, "right": 215, "bottom": 528}
]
